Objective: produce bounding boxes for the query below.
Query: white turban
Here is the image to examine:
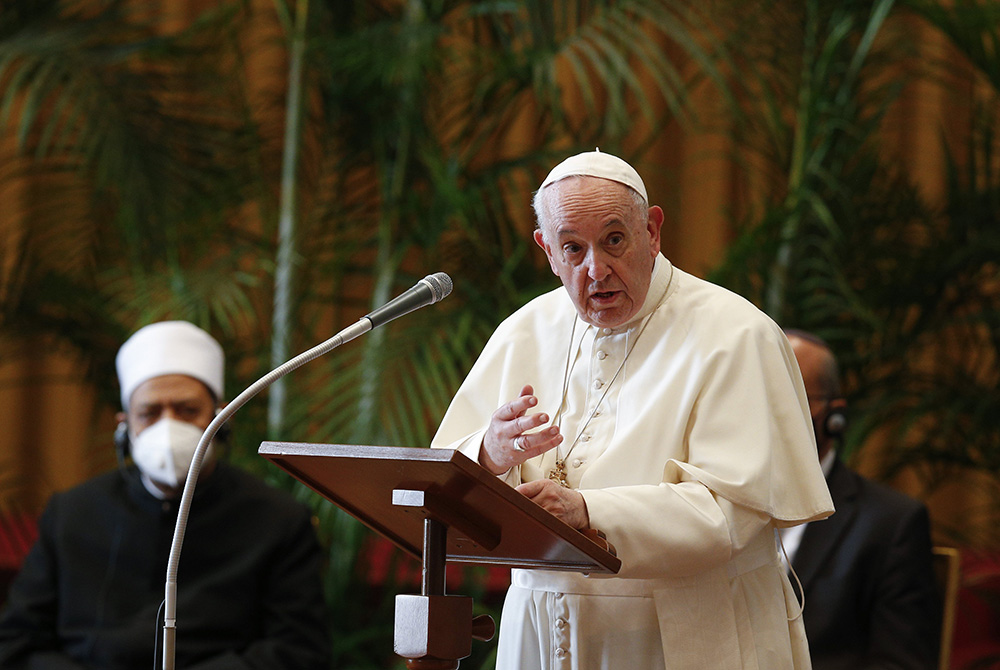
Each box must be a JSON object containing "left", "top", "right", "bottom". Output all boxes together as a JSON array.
[
  {"left": 116, "top": 321, "right": 225, "bottom": 409},
  {"left": 539, "top": 149, "right": 648, "bottom": 202}
]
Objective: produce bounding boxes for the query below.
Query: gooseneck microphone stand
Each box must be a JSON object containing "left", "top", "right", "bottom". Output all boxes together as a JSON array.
[{"left": 160, "top": 273, "right": 451, "bottom": 670}]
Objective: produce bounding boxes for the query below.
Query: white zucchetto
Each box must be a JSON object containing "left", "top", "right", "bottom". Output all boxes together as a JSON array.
[
  {"left": 116, "top": 321, "right": 224, "bottom": 409},
  {"left": 539, "top": 149, "right": 648, "bottom": 203}
]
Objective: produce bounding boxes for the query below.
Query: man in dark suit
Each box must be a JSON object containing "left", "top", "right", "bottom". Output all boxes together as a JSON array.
[
  {"left": 0, "top": 321, "right": 331, "bottom": 670},
  {"left": 783, "top": 330, "right": 941, "bottom": 670}
]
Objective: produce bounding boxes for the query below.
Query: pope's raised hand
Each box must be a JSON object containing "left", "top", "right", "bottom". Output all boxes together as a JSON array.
[{"left": 480, "top": 384, "right": 562, "bottom": 475}]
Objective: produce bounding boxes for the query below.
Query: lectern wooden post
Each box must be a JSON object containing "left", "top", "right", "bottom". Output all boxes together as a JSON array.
[{"left": 258, "top": 442, "right": 621, "bottom": 669}]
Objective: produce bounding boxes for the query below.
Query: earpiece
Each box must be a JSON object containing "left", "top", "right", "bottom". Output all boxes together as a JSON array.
[
  {"left": 114, "top": 421, "right": 130, "bottom": 465},
  {"left": 214, "top": 409, "right": 232, "bottom": 444},
  {"left": 824, "top": 408, "right": 847, "bottom": 438}
]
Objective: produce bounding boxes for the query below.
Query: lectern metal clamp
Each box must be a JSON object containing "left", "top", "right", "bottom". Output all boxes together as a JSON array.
[{"left": 391, "top": 488, "right": 496, "bottom": 669}]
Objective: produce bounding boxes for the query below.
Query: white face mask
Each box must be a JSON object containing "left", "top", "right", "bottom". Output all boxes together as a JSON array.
[{"left": 130, "top": 417, "right": 213, "bottom": 489}]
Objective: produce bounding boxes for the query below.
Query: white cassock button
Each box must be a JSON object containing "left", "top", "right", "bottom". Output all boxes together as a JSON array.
[
  {"left": 601, "top": 328, "right": 612, "bottom": 335},
  {"left": 593, "top": 379, "right": 603, "bottom": 390},
  {"left": 580, "top": 434, "right": 591, "bottom": 442},
  {"left": 555, "top": 648, "right": 567, "bottom": 658},
  {"left": 596, "top": 350, "right": 607, "bottom": 360},
  {"left": 556, "top": 618, "right": 567, "bottom": 629},
  {"left": 572, "top": 459, "right": 583, "bottom": 468}
]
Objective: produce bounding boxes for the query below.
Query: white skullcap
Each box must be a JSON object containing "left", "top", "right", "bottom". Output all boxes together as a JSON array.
[
  {"left": 539, "top": 149, "right": 648, "bottom": 202},
  {"left": 116, "top": 321, "right": 224, "bottom": 409}
]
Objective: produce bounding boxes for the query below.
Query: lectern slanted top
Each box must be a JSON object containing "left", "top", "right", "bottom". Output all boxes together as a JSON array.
[{"left": 258, "top": 442, "right": 620, "bottom": 574}]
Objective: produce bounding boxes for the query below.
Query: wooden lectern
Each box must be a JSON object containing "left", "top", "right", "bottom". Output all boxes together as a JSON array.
[{"left": 259, "top": 442, "right": 621, "bottom": 669}]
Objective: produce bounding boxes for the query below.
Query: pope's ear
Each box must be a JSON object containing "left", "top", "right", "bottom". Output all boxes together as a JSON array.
[
  {"left": 647, "top": 205, "right": 664, "bottom": 256},
  {"left": 533, "top": 229, "right": 559, "bottom": 276},
  {"left": 532, "top": 228, "right": 546, "bottom": 251}
]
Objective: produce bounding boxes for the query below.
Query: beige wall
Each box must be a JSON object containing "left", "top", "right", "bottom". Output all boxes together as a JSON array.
[{"left": 0, "top": 352, "right": 117, "bottom": 513}]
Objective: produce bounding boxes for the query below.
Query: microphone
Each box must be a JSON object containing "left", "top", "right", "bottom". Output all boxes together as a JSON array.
[
  {"left": 364, "top": 272, "right": 453, "bottom": 329},
  {"left": 161, "top": 271, "right": 452, "bottom": 670}
]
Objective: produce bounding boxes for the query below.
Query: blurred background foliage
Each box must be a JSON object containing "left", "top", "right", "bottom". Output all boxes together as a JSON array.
[
  {"left": 1, "top": 0, "right": 998, "bottom": 667},
  {"left": 709, "top": 0, "right": 1000, "bottom": 544}
]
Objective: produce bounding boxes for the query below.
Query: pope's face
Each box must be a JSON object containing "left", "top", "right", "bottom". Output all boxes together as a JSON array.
[{"left": 534, "top": 177, "right": 663, "bottom": 329}]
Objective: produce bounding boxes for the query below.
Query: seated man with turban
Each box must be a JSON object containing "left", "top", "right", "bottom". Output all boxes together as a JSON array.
[{"left": 0, "top": 321, "right": 330, "bottom": 670}]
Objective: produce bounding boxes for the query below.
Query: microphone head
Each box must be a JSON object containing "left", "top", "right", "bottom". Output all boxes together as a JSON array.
[{"left": 423, "top": 272, "right": 453, "bottom": 303}]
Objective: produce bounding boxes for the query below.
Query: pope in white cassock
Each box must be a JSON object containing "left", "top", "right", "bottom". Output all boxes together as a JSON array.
[{"left": 430, "top": 151, "right": 835, "bottom": 670}]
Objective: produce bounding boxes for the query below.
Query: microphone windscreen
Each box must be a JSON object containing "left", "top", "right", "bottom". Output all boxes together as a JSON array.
[{"left": 424, "top": 272, "right": 453, "bottom": 302}]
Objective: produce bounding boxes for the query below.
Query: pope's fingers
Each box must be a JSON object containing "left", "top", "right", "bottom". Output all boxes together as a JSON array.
[
  {"left": 495, "top": 393, "right": 538, "bottom": 422},
  {"left": 512, "top": 426, "right": 562, "bottom": 456},
  {"left": 480, "top": 386, "right": 558, "bottom": 475},
  {"left": 515, "top": 479, "right": 547, "bottom": 497},
  {"left": 515, "top": 479, "right": 589, "bottom": 529},
  {"left": 513, "top": 412, "right": 549, "bottom": 436}
]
